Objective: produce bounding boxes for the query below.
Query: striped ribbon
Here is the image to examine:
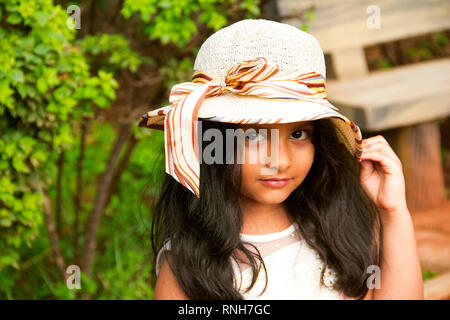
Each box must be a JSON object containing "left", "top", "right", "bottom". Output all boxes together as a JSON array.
[{"left": 147, "top": 57, "right": 340, "bottom": 198}]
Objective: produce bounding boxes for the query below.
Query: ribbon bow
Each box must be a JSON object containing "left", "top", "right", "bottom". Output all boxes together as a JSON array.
[{"left": 145, "top": 57, "right": 337, "bottom": 198}]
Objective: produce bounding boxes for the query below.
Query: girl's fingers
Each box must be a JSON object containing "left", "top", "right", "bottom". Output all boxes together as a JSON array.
[
  {"left": 363, "top": 139, "right": 394, "bottom": 153},
  {"left": 362, "top": 136, "right": 393, "bottom": 153},
  {"left": 362, "top": 136, "right": 391, "bottom": 150},
  {"left": 363, "top": 145, "right": 402, "bottom": 167},
  {"left": 362, "top": 138, "right": 402, "bottom": 166},
  {"left": 360, "top": 149, "right": 402, "bottom": 173},
  {"left": 363, "top": 135, "right": 388, "bottom": 145}
]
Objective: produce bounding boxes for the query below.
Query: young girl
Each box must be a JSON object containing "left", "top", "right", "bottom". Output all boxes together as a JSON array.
[{"left": 139, "top": 19, "right": 423, "bottom": 300}]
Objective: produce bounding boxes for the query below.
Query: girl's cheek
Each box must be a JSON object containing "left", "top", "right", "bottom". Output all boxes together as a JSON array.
[
  {"left": 239, "top": 166, "right": 259, "bottom": 199},
  {"left": 243, "top": 142, "right": 269, "bottom": 165},
  {"left": 299, "top": 145, "right": 315, "bottom": 178},
  {"left": 288, "top": 142, "right": 314, "bottom": 176},
  {"left": 241, "top": 164, "right": 260, "bottom": 184}
]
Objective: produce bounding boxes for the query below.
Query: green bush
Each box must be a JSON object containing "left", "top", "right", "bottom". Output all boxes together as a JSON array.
[
  {"left": 0, "top": 0, "right": 261, "bottom": 299},
  {"left": 0, "top": 0, "right": 117, "bottom": 277}
]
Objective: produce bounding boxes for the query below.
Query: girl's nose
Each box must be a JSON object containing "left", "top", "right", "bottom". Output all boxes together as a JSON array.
[{"left": 265, "top": 130, "right": 290, "bottom": 172}]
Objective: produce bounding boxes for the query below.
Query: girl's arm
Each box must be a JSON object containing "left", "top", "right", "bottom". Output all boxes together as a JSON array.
[
  {"left": 154, "top": 252, "right": 190, "bottom": 300},
  {"left": 373, "top": 208, "right": 424, "bottom": 299},
  {"left": 359, "top": 135, "right": 424, "bottom": 299}
]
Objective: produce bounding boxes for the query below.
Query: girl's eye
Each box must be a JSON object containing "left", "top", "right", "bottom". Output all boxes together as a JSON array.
[{"left": 290, "top": 129, "right": 310, "bottom": 141}]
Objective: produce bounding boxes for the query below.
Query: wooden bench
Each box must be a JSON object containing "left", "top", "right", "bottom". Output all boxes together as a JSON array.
[{"left": 278, "top": 0, "right": 450, "bottom": 211}]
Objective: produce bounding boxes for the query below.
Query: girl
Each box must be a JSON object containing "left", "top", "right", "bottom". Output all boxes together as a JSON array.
[{"left": 139, "top": 19, "right": 423, "bottom": 300}]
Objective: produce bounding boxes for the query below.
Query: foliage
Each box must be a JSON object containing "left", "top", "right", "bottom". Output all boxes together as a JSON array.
[
  {"left": 78, "top": 34, "right": 148, "bottom": 73},
  {"left": 298, "top": 8, "right": 315, "bottom": 32},
  {"left": 0, "top": 0, "right": 118, "bottom": 277},
  {"left": 0, "top": 0, "right": 262, "bottom": 299},
  {"left": 121, "top": 0, "right": 261, "bottom": 46},
  {"left": 376, "top": 58, "right": 393, "bottom": 70}
]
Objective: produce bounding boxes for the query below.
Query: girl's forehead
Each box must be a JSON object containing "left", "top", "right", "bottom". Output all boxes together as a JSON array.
[{"left": 238, "top": 121, "right": 314, "bottom": 130}]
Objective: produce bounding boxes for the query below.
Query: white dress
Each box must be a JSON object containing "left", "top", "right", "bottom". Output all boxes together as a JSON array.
[{"left": 155, "top": 222, "right": 350, "bottom": 299}]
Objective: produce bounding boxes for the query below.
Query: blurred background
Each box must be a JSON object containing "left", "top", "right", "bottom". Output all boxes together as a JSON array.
[{"left": 0, "top": 0, "right": 448, "bottom": 299}]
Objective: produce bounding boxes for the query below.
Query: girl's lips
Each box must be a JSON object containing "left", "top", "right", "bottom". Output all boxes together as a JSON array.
[{"left": 259, "top": 178, "right": 292, "bottom": 188}]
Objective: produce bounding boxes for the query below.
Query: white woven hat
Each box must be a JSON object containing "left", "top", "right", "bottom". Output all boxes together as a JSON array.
[{"left": 138, "top": 19, "right": 363, "bottom": 198}]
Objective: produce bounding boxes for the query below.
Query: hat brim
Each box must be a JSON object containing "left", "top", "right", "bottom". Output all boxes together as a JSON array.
[{"left": 139, "top": 92, "right": 362, "bottom": 159}]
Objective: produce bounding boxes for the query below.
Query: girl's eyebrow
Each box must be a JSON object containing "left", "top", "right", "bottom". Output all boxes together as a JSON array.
[
  {"left": 243, "top": 123, "right": 313, "bottom": 130},
  {"left": 292, "top": 123, "right": 313, "bottom": 130}
]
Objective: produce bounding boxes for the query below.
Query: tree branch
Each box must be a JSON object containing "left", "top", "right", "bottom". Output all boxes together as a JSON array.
[
  {"left": 120, "top": 69, "right": 162, "bottom": 89},
  {"left": 55, "top": 150, "right": 64, "bottom": 239},
  {"left": 41, "top": 186, "right": 68, "bottom": 282},
  {"left": 105, "top": 134, "right": 139, "bottom": 208},
  {"left": 73, "top": 121, "right": 88, "bottom": 265},
  {"left": 79, "top": 121, "right": 133, "bottom": 276}
]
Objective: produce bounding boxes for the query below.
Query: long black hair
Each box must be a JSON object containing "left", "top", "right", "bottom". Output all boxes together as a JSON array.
[{"left": 149, "top": 118, "right": 383, "bottom": 299}]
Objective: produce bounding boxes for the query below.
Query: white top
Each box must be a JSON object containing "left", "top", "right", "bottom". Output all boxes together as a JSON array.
[{"left": 155, "top": 222, "right": 350, "bottom": 299}]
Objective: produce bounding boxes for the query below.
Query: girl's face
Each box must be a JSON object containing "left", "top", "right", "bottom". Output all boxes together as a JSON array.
[{"left": 238, "top": 121, "right": 315, "bottom": 205}]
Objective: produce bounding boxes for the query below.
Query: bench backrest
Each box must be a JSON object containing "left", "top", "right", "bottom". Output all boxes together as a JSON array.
[{"left": 278, "top": 0, "right": 450, "bottom": 78}]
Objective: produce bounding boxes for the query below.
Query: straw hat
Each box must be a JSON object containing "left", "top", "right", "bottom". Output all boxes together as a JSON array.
[{"left": 138, "top": 19, "right": 363, "bottom": 198}]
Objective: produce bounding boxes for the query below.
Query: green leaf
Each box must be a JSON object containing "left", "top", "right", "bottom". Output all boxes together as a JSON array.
[
  {"left": 82, "top": 86, "right": 97, "bottom": 99},
  {"left": 158, "top": 1, "right": 173, "bottom": 9},
  {"left": 436, "top": 32, "right": 448, "bottom": 47},
  {"left": 0, "top": 218, "right": 13, "bottom": 228},
  {"left": 103, "top": 86, "right": 116, "bottom": 100},
  {"left": 7, "top": 13, "right": 22, "bottom": 25},
  {"left": 7, "top": 235, "right": 21, "bottom": 248},
  {"left": 0, "top": 176, "right": 15, "bottom": 193},
  {"left": 208, "top": 12, "right": 227, "bottom": 31},
  {"left": 23, "top": 194, "right": 38, "bottom": 211},
  {"left": 93, "top": 95, "right": 110, "bottom": 108},
  {"left": 53, "top": 86, "right": 71, "bottom": 101},
  {"left": 18, "top": 136, "right": 36, "bottom": 155},
  {"left": 36, "top": 78, "right": 48, "bottom": 93},
  {"left": 34, "top": 12, "right": 52, "bottom": 26},
  {"left": 8, "top": 68, "right": 24, "bottom": 83},
  {"left": 0, "top": 79, "right": 13, "bottom": 104},
  {"left": 16, "top": 83, "right": 27, "bottom": 98},
  {"left": 12, "top": 156, "right": 29, "bottom": 173},
  {"left": 30, "top": 150, "right": 48, "bottom": 167},
  {"left": 0, "top": 193, "right": 16, "bottom": 207},
  {"left": 34, "top": 44, "right": 51, "bottom": 56}
]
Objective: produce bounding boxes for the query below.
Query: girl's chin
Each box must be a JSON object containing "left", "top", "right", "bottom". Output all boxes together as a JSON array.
[{"left": 251, "top": 190, "right": 291, "bottom": 204}]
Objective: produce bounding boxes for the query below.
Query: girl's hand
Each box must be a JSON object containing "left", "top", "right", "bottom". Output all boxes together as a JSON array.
[{"left": 359, "top": 135, "right": 408, "bottom": 216}]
